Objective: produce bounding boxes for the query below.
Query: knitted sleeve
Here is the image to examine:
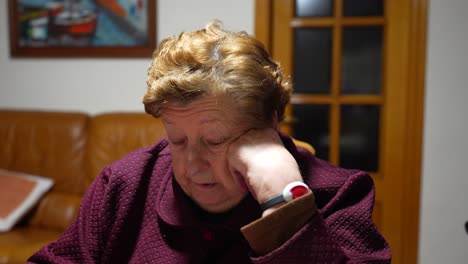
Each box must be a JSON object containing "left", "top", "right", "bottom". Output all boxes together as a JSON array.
[
  {"left": 242, "top": 171, "right": 391, "bottom": 263},
  {"left": 27, "top": 167, "right": 112, "bottom": 263}
]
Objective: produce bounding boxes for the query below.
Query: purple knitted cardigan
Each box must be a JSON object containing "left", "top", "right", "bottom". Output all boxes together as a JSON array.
[{"left": 28, "top": 134, "right": 391, "bottom": 263}]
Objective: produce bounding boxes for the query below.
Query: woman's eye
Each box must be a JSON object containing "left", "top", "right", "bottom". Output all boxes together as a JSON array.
[
  {"left": 206, "top": 139, "right": 225, "bottom": 146},
  {"left": 170, "top": 139, "right": 185, "bottom": 146}
]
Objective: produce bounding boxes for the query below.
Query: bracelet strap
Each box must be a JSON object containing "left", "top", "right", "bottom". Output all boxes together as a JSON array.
[
  {"left": 260, "top": 195, "right": 285, "bottom": 211},
  {"left": 259, "top": 182, "right": 310, "bottom": 211}
]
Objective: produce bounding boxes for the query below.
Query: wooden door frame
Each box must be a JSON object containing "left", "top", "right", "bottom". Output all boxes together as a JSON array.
[
  {"left": 254, "top": 0, "right": 427, "bottom": 263},
  {"left": 400, "top": 0, "right": 427, "bottom": 263}
]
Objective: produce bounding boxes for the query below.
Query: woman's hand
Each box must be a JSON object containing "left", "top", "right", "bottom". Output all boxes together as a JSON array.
[{"left": 227, "top": 128, "right": 303, "bottom": 213}]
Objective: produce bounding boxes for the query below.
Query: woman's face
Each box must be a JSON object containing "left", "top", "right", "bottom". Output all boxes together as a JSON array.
[{"left": 161, "top": 95, "right": 251, "bottom": 213}]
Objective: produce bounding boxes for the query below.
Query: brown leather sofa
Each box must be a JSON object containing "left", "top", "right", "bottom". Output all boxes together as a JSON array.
[{"left": 0, "top": 110, "right": 166, "bottom": 264}]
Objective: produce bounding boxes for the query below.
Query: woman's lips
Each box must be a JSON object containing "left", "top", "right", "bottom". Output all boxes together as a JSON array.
[{"left": 193, "top": 182, "right": 217, "bottom": 190}]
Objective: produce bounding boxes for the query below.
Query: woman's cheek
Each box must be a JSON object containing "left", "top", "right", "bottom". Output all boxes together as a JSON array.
[{"left": 170, "top": 151, "right": 186, "bottom": 178}]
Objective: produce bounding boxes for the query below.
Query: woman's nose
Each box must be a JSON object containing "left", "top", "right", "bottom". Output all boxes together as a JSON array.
[{"left": 186, "top": 144, "right": 207, "bottom": 175}]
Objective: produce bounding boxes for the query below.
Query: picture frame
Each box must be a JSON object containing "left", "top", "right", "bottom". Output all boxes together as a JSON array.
[{"left": 8, "top": 0, "right": 156, "bottom": 57}]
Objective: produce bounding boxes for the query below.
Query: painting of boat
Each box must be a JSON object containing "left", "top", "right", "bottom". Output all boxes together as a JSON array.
[
  {"left": 49, "top": 1, "right": 98, "bottom": 36},
  {"left": 9, "top": 0, "right": 155, "bottom": 56}
]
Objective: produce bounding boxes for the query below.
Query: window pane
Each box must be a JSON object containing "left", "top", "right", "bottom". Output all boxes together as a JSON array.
[
  {"left": 294, "top": 28, "right": 332, "bottom": 94},
  {"left": 296, "top": 0, "right": 333, "bottom": 17},
  {"left": 339, "top": 105, "right": 380, "bottom": 172},
  {"left": 342, "top": 27, "right": 383, "bottom": 94},
  {"left": 292, "top": 104, "right": 330, "bottom": 161},
  {"left": 344, "top": 0, "right": 384, "bottom": 17}
]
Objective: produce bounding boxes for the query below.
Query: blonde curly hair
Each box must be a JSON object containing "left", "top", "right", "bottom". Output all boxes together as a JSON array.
[{"left": 143, "top": 20, "right": 292, "bottom": 126}]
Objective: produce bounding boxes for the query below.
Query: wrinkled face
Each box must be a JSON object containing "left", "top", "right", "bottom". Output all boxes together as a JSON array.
[{"left": 161, "top": 95, "right": 250, "bottom": 213}]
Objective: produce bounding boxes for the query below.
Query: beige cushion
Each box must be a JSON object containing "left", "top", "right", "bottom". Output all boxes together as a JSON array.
[{"left": 0, "top": 170, "right": 53, "bottom": 232}]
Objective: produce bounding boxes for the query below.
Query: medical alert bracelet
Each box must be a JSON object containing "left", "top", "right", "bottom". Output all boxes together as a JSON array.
[{"left": 260, "top": 182, "right": 311, "bottom": 211}]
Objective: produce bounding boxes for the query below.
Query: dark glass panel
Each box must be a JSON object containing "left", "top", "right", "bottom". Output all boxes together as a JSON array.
[
  {"left": 342, "top": 27, "right": 383, "bottom": 94},
  {"left": 343, "top": 0, "right": 384, "bottom": 17},
  {"left": 339, "top": 105, "right": 380, "bottom": 172},
  {"left": 294, "top": 28, "right": 332, "bottom": 94},
  {"left": 292, "top": 104, "right": 330, "bottom": 161},
  {"left": 295, "top": 0, "right": 333, "bottom": 17}
]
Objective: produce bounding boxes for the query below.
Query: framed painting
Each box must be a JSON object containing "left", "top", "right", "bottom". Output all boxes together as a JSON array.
[{"left": 8, "top": 0, "right": 156, "bottom": 57}]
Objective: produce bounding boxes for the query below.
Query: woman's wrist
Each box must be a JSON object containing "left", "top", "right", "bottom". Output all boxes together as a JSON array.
[
  {"left": 260, "top": 181, "right": 311, "bottom": 216},
  {"left": 262, "top": 201, "right": 287, "bottom": 217}
]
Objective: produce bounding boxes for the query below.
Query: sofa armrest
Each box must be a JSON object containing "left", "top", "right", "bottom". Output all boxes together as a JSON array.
[{"left": 29, "top": 191, "right": 81, "bottom": 232}]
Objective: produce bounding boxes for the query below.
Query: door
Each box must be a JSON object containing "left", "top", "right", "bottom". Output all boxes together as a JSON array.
[{"left": 255, "top": 0, "right": 427, "bottom": 263}]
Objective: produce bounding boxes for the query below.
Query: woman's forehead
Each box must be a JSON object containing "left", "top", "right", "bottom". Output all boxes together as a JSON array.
[{"left": 161, "top": 95, "right": 240, "bottom": 122}]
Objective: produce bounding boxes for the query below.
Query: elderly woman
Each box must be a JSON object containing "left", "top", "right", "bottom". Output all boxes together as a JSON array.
[{"left": 28, "top": 21, "right": 391, "bottom": 263}]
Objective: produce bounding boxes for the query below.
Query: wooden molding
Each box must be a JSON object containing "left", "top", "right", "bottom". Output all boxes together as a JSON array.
[
  {"left": 254, "top": 0, "right": 272, "bottom": 53},
  {"left": 401, "top": 0, "right": 428, "bottom": 263}
]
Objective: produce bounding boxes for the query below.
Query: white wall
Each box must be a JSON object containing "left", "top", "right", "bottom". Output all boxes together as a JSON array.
[
  {"left": 418, "top": 0, "right": 468, "bottom": 263},
  {"left": 1, "top": 0, "right": 468, "bottom": 263},
  {"left": 0, "top": 0, "right": 253, "bottom": 114}
]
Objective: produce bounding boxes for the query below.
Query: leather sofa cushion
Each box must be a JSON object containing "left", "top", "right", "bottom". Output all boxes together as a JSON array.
[
  {"left": 86, "top": 113, "right": 166, "bottom": 186},
  {"left": 0, "top": 111, "right": 89, "bottom": 195}
]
